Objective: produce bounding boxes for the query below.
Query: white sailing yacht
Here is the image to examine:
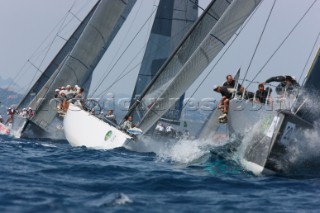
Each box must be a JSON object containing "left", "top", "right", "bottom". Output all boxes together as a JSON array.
[
  {"left": 64, "top": 0, "right": 198, "bottom": 149},
  {"left": 10, "top": 0, "right": 136, "bottom": 139},
  {"left": 63, "top": 0, "right": 262, "bottom": 149},
  {"left": 241, "top": 48, "right": 320, "bottom": 175}
]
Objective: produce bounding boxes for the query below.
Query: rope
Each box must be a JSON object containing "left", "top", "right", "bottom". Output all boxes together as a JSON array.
[
  {"left": 92, "top": 0, "right": 202, "bottom": 98},
  {"left": 241, "top": 0, "right": 276, "bottom": 85},
  {"left": 247, "top": 0, "right": 318, "bottom": 88},
  {"left": 90, "top": 0, "right": 146, "bottom": 97},
  {"left": 90, "top": 2, "right": 158, "bottom": 97},
  {"left": 298, "top": 30, "right": 320, "bottom": 84}
]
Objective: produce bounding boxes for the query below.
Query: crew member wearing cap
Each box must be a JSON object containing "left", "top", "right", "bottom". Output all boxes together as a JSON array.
[
  {"left": 261, "top": 75, "right": 300, "bottom": 96},
  {"left": 213, "top": 85, "right": 232, "bottom": 119},
  {"left": 223, "top": 74, "right": 244, "bottom": 95}
]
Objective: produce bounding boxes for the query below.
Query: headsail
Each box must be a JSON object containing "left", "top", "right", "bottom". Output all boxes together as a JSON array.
[
  {"left": 128, "top": 0, "right": 262, "bottom": 133},
  {"left": 22, "top": 0, "right": 137, "bottom": 134},
  {"left": 126, "top": 0, "right": 233, "bottom": 127},
  {"left": 129, "top": 0, "right": 198, "bottom": 124}
]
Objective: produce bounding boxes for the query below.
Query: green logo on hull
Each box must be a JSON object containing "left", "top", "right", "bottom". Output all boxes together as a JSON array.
[{"left": 104, "top": 130, "right": 113, "bottom": 141}]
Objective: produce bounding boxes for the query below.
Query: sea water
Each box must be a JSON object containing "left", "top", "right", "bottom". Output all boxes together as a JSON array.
[{"left": 1, "top": 134, "right": 320, "bottom": 213}]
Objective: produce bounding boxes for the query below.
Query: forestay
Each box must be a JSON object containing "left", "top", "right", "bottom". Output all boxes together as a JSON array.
[{"left": 28, "top": 0, "right": 136, "bottom": 131}]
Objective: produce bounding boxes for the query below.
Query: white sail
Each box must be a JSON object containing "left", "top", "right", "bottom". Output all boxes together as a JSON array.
[
  {"left": 18, "top": 0, "right": 136, "bottom": 137},
  {"left": 63, "top": 0, "right": 197, "bottom": 149},
  {"left": 131, "top": 0, "right": 262, "bottom": 133},
  {"left": 126, "top": 0, "right": 233, "bottom": 125}
]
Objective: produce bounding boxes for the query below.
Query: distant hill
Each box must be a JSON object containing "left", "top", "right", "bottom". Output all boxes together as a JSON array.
[
  {"left": 0, "top": 87, "right": 23, "bottom": 119},
  {"left": 0, "top": 77, "right": 23, "bottom": 94}
]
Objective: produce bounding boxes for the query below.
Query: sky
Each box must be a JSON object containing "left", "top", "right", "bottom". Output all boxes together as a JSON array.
[{"left": 0, "top": 0, "right": 320, "bottom": 103}]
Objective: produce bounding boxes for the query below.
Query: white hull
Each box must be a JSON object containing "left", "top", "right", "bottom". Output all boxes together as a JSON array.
[
  {"left": 240, "top": 159, "right": 275, "bottom": 176},
  {"left": 63, "top": 104, "right": 132, "bottom": 149}
]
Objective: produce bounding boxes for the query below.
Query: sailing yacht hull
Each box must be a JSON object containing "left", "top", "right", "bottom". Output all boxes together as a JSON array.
[
  {"left": 227, "top": 99, "right": 277, "bottom": 136},
  {"left": 64, "top": 104, "right": 132, "bottom": 149},
  {"left": 243, "top": 110, "right": 314, "bottom": 174}
]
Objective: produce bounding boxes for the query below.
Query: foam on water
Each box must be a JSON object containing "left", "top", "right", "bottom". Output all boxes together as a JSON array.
[
  {"left": 232, "top": 113, "right": 320, "bottom": 175},
  {"left": 126, "top": 134, "right": 230, "bottom": 165}
]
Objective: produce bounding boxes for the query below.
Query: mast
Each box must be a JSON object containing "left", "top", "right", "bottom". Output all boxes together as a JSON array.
[
  {"left": 129, "top": 0, "right": 198, "bottom": 124},
  {"left": 25, "top": 0, "right": 137, "bottom": 132},
  {"left": 127, "top": 0, "right": 262, "bottom": 133}
]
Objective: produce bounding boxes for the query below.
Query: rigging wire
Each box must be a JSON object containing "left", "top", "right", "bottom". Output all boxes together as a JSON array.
[
  {"left": 90, "top": 0, "right": 146, "bottom": 96},
  {"left": 179, "top": 0, "right": 264, "bottom": 111},
  {"left": 5, "top": 2, "right": 84, "bottom": 97},
  {"left": 91, "top": 0, "right": 195, "bottom": 99},
  {"left": 25, "top": 7, "right": 72, "bottom": 91},
  {"left": 97, "top": 0, "right": 200, "bottom": 98},
  {"left": 18, "top": 1, "right": 96, "bottom": 101},
  {"left": 246, "top": 0, "right": 318, "bottom": 88},
  {"left": 90, "top": 2, "right": 158, "bottom": 98},
  {"left": 6, "top": 11, "right": 70, "bottom": 97},
  {"left": 95, "top": 43, "right": 147, "bottom": 97},
  {"left": 96, "top": 0, "right": 155, "bottom": 98},
  {"left": 298, "top": 30, "right": 320, "bottom": 84},
  {"left": 241, "top": 0, "right": 276, "bottom": 86}
]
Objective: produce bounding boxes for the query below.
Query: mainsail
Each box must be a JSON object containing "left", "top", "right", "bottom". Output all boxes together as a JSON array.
[
  {"left": 18, "top": 0, "right": 137, "bottom": 137},
  {"left": 129, "top": 0, "right": 198, "bottom": 124},
  {"left": 127, "top": 0, "right": 262, "bottom": 133}
]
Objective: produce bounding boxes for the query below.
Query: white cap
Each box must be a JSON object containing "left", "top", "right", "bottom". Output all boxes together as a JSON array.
[
  {"left": 213, "top": 85, "right": 219, "bottom": 91},
  {"left": 55, "top": 89, "right": 60, "bottom": 92},
  {"left": 66, "top": 85, "right": 71, "bottom": 88}
]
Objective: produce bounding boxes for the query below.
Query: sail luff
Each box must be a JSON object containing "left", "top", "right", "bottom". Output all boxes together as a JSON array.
[
  {"left": 137, "top": 0, "right": 262, "bottom": 133},
  {"left": 16, "top": 2, "right": 100, "bottom": 110},
  {"left": 125, "top": 0, "right": 232, "bottom": 121},
  {"left": 29, "top": 0, "right": 137, "bottom": 131}
]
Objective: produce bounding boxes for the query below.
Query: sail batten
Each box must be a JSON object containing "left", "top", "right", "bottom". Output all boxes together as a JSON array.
[{"left": 133, "top": 0, "right": 262, "bottom": 133}]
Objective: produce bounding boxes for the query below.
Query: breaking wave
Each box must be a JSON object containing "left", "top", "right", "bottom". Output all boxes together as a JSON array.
[{"left": 125, "top": 134, "right": 231, "bottom": 165}]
